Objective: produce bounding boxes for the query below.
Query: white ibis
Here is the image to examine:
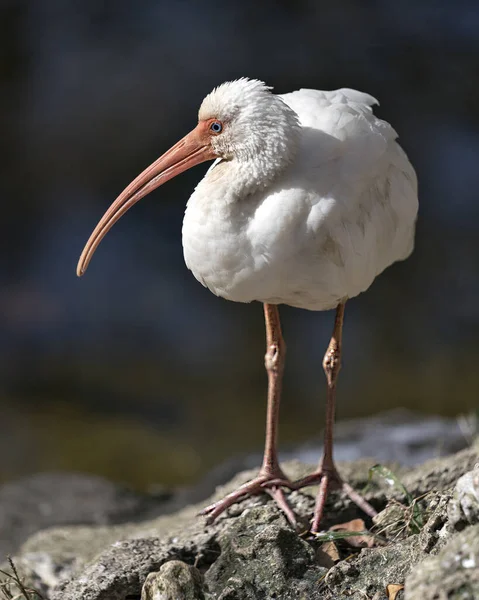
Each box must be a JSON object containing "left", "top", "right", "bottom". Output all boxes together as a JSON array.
[{"left": 77, "top": 79, "right": 418, "bottom": 533}]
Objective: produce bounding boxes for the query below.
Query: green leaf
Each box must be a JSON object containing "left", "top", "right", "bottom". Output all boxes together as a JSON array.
[{"left": 368, "top": 464, "right": 414, "bottom": 505}]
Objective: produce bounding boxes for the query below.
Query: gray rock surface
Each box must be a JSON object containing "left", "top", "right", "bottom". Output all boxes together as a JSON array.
[
  {"left": 2, "top": 445, "right": 478, "bottom": 600},
  {"left": 448, "top": 463, "right": 479, "bottom": 529},
  {"left": 324, "top": 535, "right": 423, "bottom": 599},
  {"left": 405, "top": 524, "right": 479, "bottom": 600},
  {"left": 204, "top": 504, "right": 326, "bottom": 600},
  {"left": 0, "top": 472, "right": 167, "bottom": 556},
  {"left": 141, "top": 561, "right": 204, "bottom": 600}
]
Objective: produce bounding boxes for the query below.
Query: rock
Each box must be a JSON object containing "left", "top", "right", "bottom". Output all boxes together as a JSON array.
[
  {"left": 4, "top": 460, "right": 378, "bottom": 599},
  {"left": 0, "top": 472, "right": 166, "bottom": 556},
  {"left": 204, "top": 505, "right": 326, "bottom": 600},
  {"left": 448, "top": 463, "right": 479, "bottom": 530},
  {"left": 405, "top": 524, "right": 479, "bottom": 600},
  {"left": 46, "top": 527, "right": 218, "bottom": 600},
  {"left": 2, "top": 444, "right": 479, "bottom": 600},
  {"left": 401, "top": 446, "right": 479, "bottom": 499},
  {"left": 324, "top": 535, "right": 424, "bottom": 599},
  {"left": 141, "top": 560, "right": 204, "bottom": 600},
  {"left": 417, "top": 492, "right": 451, "bottom": 554}
]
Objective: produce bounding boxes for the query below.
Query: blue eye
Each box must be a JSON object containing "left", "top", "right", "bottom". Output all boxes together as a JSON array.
[{"left": 210, "top": 121, "right": 222, "bottom": 133}]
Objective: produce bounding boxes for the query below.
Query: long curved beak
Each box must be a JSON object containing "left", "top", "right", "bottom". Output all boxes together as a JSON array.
[{"left": 77, "top": 125, "right": 216, "bottom": 276}]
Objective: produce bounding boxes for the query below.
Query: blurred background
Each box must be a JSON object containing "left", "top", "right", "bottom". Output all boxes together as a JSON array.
[{"left": 1, "top": 0, "right": 478, "bottom": 490}]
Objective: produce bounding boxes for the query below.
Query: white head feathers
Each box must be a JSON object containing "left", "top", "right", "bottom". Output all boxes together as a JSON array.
[{"left": 198, "top": 79, "right": 301, "bottom": 187}]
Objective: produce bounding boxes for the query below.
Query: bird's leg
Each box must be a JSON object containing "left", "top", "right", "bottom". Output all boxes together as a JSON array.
[
  {"left": 200, "top": 304, "right": 296, "bottom": 527},
  {"left": 260, "top": 302, "right": 287, "bottom": 478},
  {"left": 294, "top": 302, "right": 377, "bottom": 533}
]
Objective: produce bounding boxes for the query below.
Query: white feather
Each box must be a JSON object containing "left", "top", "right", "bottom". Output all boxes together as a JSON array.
[{"left": 183, "top": 79, "right": 418, "bottom": 310}]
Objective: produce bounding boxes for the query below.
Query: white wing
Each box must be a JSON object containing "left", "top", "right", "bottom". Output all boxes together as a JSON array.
[
  {"left": 247, "top": 88, "right": 419, "bottom": 308},
  {"left": 280, "top": 88, "right": 398, "bottom": 185},
  {"left": 184, "top": 86, "right": 418, "bottom": 310}
]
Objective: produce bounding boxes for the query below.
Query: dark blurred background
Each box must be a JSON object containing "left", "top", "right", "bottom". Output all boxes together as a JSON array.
[{"left": 1, "top": 0, "right": 478, "bottom": 490}]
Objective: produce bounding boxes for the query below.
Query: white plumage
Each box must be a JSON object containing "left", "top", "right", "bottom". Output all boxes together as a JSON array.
[
  {"left": 182, "top": 79, "right": 418, "bottom": 310},
  {"left": 77, "top": 78, "right": 419, "bottom": 532}
]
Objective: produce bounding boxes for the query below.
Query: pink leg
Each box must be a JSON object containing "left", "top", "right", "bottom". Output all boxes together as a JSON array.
[
  {"left": 294, "top": 302, "right": 377, "bottom": 533},
  {"left": 200, "top": 304, "right": 296, "bottom": 526}
]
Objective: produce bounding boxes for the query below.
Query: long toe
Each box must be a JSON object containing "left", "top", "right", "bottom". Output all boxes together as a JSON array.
[
  {"left": 293, "top": 466, "right": 377, "bottom": 533},
  {"left": 293, "top": 465, "right": 342, "bottom": 491},
  {"left": 199, "top": 474, "right": 297, "bottom": 526},
  {"left": 342, "top": 481, "right": 377, "bottom": 518},
  {"left": 292, "top": 472, "right": 324, "bottom": 490},
  {"left": 264, "top": 486, "right": 297, "bottom": 528}
]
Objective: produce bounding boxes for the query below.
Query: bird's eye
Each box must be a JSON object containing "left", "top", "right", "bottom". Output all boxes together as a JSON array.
[{"left": 210, "top": 121, "right": 223, "bottom": 134}]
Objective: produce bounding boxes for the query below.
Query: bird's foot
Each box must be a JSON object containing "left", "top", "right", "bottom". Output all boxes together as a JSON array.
[
  {"left": 199, "top": 468, "right": 296, "bottom": 527},
  {"left": 294, "top": 462, "right": 377, "bottom": 534}
]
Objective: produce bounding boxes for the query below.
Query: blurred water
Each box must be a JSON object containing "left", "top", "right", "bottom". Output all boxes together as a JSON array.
[{"left": 0, "top": 0, "right": 478, "bottom": 487}]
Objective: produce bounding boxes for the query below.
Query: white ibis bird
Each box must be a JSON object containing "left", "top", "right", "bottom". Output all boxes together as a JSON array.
[{"left": 77, "top": 79, "right": 418, "bottom": 533}]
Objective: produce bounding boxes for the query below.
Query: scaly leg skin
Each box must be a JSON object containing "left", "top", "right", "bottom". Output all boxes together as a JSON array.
[
  {"left": 294, "top": 302, "right": 377, "bottom": 534},
  {"left": 200, "top": 304, "right": 296, "bottom": 527}
]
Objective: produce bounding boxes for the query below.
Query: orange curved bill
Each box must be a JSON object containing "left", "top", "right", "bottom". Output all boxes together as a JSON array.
[{"left": 77, "top": 126, "right": 216, "bottom": 277}]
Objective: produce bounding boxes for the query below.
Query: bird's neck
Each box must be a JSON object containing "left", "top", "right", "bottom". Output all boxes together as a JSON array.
[{"left": 202, "top": 145, "right": 299, "bottom": 200}]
